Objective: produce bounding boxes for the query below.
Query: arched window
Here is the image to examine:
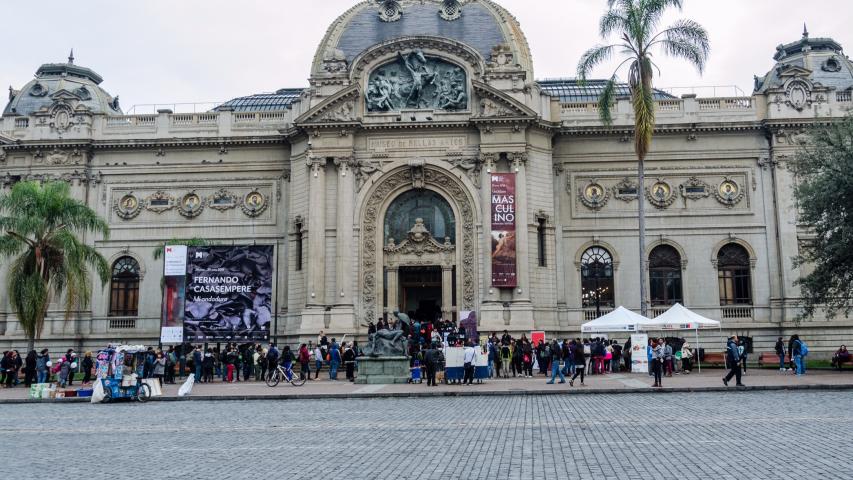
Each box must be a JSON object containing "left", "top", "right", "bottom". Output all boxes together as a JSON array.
[
  {"left": 649, "top": 245, "right": 683, "bottom": 306},
  {"left": 109, "top": 256, "right": 140, "bottom": 316},
  {"left": 717, "top": 244, "right": 752, "bottom": 305},
  {"left": 384, "top": 190, "right": 456, "bottom": 243},
  {"left": 581, "top": 246, "right": 614, "bottom": 309}
]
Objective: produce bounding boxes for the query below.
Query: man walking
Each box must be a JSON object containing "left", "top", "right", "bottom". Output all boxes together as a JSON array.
[
  {"left": 569, "top": 338, "right": 586, "bottom": 387},
  {"left": 723, "top": 336, "right": 745, "bottom": 387},
  {"left": 546, "top": 339, "right": 566, "bottom": 384}
]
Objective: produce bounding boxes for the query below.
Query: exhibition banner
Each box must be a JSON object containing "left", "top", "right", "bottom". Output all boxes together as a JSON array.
[
  {"left": 183, "top": 245, "right": 274, "bottom": 342},
  {"left": 491, "top": 173, "right": 517, "bottom": 288},
  {"left": 160, "top": 245, "right": 187, "bottom": 344},
  {"left": 631, "top": 334, "right": 649, "bottom": 374}
]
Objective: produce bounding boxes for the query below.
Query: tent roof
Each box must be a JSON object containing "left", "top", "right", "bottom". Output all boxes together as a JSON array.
[
  {"left": 645, "top": 303, "right": 721, "bottom": 330},
  {"left": 581, "top": 306, "right": 652, "bottom": 333}
]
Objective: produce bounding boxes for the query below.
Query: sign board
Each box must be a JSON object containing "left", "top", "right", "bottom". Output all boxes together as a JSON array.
[
  {"left": 160, "top": 326, "right": 184, "bottom": 344},
  {"left": 163, "top": 245, "right": 187, "bottom": 276},
  {"left": 183, "top": 245, "right": 274, "bottom": 342},
  {"left": 490, "top": 173, "right": 517, "bottom": 288},
  {"left": 160, "top": 245, "right": 188, "bottom": 344},
  {"left": 630, "top": 334, "right": 649, "bottom": 374},
  {"left": 531, "top": 331, "right": 545, "bottom": 346}
]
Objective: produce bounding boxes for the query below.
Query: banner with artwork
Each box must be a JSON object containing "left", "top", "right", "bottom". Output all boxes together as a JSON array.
[
  {"left": 491, "top": 173, "right": 517, "bottom": 288},
  {"left": 183, "top": 245, "right": 274, "bottom": 342}
]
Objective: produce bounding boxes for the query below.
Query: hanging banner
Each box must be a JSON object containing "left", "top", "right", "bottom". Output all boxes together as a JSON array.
[
  {"left": 630, "top": 334, "right": 649, "bottom": 374},
  {"left": 183, "top": 245, "right": 274, "bottom": 342},
  {"left": 491, "top": 173, "right": 517, "bottom": 288},
  {"left": 160, "top": 245, "right": 187, "bottom": 344}
]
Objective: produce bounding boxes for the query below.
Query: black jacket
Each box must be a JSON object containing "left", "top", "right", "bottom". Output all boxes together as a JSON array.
[
  {"left": 774, "top": 340, "right": 784, "bottom": 355},
  {"left": 573, "top": 344, "right": 585, "bottom": 364}
]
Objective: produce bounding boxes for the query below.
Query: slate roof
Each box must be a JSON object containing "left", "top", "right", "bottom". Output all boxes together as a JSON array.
[
  {"left": 3, "top": 61, "right": 120, "bottom": 117},
  {"left": 214, "top": 88, "right": 304, "bottom": 112},
  {"left": 335, "top": 2, "right": 507, "bottom": 65},
  {"left": 538, "top": 78, "right": 675, "bottom": 103}
]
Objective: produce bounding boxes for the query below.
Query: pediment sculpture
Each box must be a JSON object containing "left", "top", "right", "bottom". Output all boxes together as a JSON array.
[
  {"left": 384, "top": 218, "right": 455, "bottom": 257},
  {"left": 366, "top": 49, "right": 468, "bottom": 112}
]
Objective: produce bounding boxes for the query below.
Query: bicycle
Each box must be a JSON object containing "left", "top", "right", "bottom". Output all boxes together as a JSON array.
[{"left": 265, "top": 363, "right": 306, "bottom": 387}]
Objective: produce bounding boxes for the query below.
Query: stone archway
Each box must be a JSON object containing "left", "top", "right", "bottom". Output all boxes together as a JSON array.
[{"left": 360, "top": 166, "right": 477, "bottom": 323}]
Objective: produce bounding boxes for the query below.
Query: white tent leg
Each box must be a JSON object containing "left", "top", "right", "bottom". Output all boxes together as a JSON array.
[{"left": 696, "top": 329, "right": 701, "bottom": 373}]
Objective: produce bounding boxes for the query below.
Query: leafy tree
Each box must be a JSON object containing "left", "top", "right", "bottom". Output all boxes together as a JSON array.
[
  {"left": 792, "top": 116, "right": 853, "bottom": 319},
  {"left": 577, "top": 0, "right": 709, "bottom": 315},
  {"left": 0, "top": 181, "right": 110, "bottom": 351}
]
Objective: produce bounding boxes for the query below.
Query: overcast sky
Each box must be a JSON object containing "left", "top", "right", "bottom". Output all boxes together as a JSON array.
[{"left": 1, "top": 0, "right": 849, "bottom": 112}]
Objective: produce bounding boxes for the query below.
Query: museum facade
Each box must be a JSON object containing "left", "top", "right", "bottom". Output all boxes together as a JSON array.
[{"left": 2, "top": 0, "right": 852, "bottom": 354}]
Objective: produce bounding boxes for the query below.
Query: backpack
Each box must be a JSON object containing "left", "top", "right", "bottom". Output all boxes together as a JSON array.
[{"left": 798, "top": 340, "right": 809, "bottom": 356}]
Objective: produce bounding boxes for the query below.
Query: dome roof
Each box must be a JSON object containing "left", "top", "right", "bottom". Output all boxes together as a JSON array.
[
  {"left": 313, "top": 0, "right": 533, "bottom": 76},
  {"left": 3, "top": 54, "right": 121, "bottom": 117},
  {"left": 754, "top": 30, "right": 853, "bottom": 93}
]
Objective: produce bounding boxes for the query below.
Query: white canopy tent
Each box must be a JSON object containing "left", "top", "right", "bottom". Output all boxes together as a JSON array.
[
  {"left": 581, "top": 306, "right": 653, "bottom": 333},
  {"left": 643, "top": 303, "right": 722, "bottom": 372}
]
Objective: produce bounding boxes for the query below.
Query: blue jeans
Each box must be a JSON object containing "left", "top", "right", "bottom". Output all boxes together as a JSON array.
[
  {"left": 330, "top": 361, "right": 339, "bottom": 379},
  {"left": 778, "top": 354, "right": 785, "bottom": 370},
  {"left": 794, "top": 355, "right": 804, "bottom": 375},
  {"left": 37, "top": 370, "right": 48, "bottom": 384},
  {"left": 563, "top": 359, "right": 575, "bottom": 376},
  {"left": 195, "top": 365, "right": 202, "bottom": 381},
  {"left": 548, "top": 360, "right": 565, "bottom": 383}
]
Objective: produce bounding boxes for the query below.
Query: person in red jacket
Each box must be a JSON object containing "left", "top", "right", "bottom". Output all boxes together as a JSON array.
[{"left": 298, "top": 344, "right": 310, "bottom": 381}]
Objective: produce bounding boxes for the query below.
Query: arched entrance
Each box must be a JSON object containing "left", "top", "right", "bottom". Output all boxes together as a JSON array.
[{"left": 360, "top": 165, "right": 477, "bottom": 324}]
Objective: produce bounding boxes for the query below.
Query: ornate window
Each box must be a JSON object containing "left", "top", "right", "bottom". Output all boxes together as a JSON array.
[
  {"left": 294, "top": 218, "right": 304, "bottom": 271},
  {"left": 109, "top": 256, "right": 140, "bottom": 317},
  {"left": 717, "top": 244, "right": 752, "bottom": 305},
  {"left": 649, "top": 245, "right": 683, "bottom": 306},
  {"left": 581, "top": 247, "right": 614, "bottom": 309},
  {"left": 384, "top": 190, "right": 455, "bottom": 244},
  {"left": 537, "top": 217, "right": 547, "bottom": 267}
]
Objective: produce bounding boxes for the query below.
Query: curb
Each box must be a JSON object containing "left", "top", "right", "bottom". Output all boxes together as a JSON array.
[{"left": 3, "top": 383, "right": 853, "bottom": 405}]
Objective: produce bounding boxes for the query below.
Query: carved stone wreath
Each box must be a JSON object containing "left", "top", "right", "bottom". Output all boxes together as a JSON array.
[
  {"left": 378, "top": 0, "right": 402, "bottom": 22},
  {"left": 645, "top": 179, "right": 677, "bottom": 209},
  {"left": 612, "top": 177, "right": 639, "bottom": 202},
  {"left": 361, "top": 166, "right": 475, "bottom": 322},
  {"left": 242, "top": 190, "right": 268, "bottom": 217},
  {"left": 178, "top": 192, "right": 205, "bottom": 218},
  {"left": 679, "top": 176, "right": 711, "bottom": 200},
  {"left": 113, "top": 193, "right": 142, "bottom": 220},
  {"left": 144, "top": 191, "right": 176, "bottom": 213},
  {"left": 715, "top": 177, "right": 744, "bottom": 208},
  {"left": 578, "top": 180, "right": 609, "bottom": 210},
  {"left": 439, "top": 0, "right": 463, "bottom": 21},
  {"left": 208, "top": 188, "right": 238, "bottom": 211}
]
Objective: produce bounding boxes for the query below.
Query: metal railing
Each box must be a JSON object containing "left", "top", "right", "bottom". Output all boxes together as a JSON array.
[{"left": 108, "top": 318, "right": 137, "bottom": 329}]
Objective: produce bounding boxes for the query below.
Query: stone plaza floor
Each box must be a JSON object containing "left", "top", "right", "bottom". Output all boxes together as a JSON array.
[{"left": 0, "top": 388, "right": 851, "bottom": 479}]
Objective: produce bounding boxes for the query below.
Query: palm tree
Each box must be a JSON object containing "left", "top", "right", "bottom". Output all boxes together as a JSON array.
[
  {"left": 577, "top": 0, "right": 709, "bottom": 316},
  {"left": 0, "top": 181, "right": 110, "bottom": 351}
]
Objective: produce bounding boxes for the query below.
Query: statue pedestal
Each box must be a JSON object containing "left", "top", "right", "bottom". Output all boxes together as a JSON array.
[{"left": 354, "top": 356, "right": 410, "bottom": 384}]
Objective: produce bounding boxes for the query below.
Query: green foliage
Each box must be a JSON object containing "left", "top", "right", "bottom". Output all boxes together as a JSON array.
[
  {"left": 0, "top": 181, "right": 110, "bottom": 343},
  {"left": 792, "top": 116, "right": 853, "bottom": 319}
]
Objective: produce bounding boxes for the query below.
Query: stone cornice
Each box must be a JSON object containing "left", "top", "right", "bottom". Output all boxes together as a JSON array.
[{"left": 558, "top": 122, "right": 765, "bottom": 136}]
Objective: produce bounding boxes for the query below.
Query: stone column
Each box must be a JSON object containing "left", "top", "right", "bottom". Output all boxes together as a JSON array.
[
  {"left": 334, "top": 156, "right": 355, "bottom": 306},
  {"left": 512, "top": 151, "right": 531, "bottom": 302},
  {"left": 306, "top": 155, "right": 326, "bottom": 306},
  {"left": 386, "top": 267, "right": 399, "bottom": 315},
  {"left": 441, "top": 265, "right": 453, "bottom": 320}
]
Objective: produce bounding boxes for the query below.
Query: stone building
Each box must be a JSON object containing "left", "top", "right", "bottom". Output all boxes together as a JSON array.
[{"left": 1, "top": 0, "right": 852, "bottom": 354}]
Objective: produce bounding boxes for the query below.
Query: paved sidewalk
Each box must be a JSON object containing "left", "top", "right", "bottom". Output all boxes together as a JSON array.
[{"left": 3, "top": 367, "right": 852, "bottom": 403}]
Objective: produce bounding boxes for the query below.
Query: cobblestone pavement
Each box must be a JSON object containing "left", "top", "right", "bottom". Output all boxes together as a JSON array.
[{"left": 1, "top": 391, "right": 851, "bottom": 479}]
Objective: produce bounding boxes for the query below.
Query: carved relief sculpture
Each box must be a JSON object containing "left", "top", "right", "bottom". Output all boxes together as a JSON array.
[
  {"left": 208, "top": 188, "right": 238, "bottom": 211},
  {"left": 612, "top": 177, "right": 639, "bottom": 202},
  {"left": 366, "top": 49, "right": 467, "bottom": 112},
  {"left": 680, "top": 176, "right": 711, "bottom": 200},
  {"left": 579, "top": 180, "right": 609, "bottom": 210},
  {"left": 113, "top": 193, "right": 142, "bottom": 220},
  {"left": 242, "top": 190, "right": 268, "bottom": 217},
  {"left": 715, "top": 177, "right": 744, "bottom": 208},
  {"left": 178, "top": 192, "right": 205, "bottom": 218},
  {"left": 645, "top": 179, "right": 677, "bottom": 209},
  {"left": 145, "top": 190, "right": 177, "bottom": 213}
]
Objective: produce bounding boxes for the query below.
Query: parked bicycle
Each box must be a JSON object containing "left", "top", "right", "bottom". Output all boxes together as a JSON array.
[{"left": 265, "top": 363, "right": 306, "bottom": 387}]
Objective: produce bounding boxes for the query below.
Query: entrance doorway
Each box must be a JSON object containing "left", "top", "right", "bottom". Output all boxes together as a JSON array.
[{"left": 399, "top": 266, "right": 442, "bottom": 323}]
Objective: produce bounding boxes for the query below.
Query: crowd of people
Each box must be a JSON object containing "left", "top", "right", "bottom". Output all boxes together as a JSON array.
[{"left": 1, "top": 325, "right": 845, "bottom": 391}]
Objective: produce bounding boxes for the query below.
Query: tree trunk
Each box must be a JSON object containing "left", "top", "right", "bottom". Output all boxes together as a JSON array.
[
  {"left": 637, "top": 154, "right": 648, "bottom": 317},
  {"left": 27, "top": 334, "right": 35, "bottom": 353}
]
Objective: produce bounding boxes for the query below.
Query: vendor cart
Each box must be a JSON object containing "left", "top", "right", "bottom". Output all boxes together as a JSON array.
[
  {"left": 96, "top": 345, "right": 152, "bottom": 403},
  {"left": 443, "top": 347, "right": 489, "bottom": 384}
]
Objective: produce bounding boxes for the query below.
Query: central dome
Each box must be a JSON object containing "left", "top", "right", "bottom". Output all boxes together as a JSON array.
[{"left": 312, "top": 0, "right": 533, "bottom": 76}]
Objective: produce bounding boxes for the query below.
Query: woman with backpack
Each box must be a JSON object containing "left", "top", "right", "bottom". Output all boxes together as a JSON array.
[
  {"left": 792, "top": 335, "right": 808, "bottom": 376},
  {"left": 298, "top": 343, "right": 310, "bottom": 381}
]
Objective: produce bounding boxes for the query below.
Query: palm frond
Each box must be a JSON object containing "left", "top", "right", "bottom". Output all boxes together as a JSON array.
[
  {"left": 631, "top": 57, "right": 656, "bottom": 161},
  {"left": 577, "top": 44, "right": 616, "bottom": 84},
  {"left": 658, "top": 39, "right": 707, "bottom": 73},
  {"left": 599, "top": 10, "right": 629, "bottom": 38},
  {"left": 641, "top": 0, "right": 683, "bottom": 40},
  {"left": 598, "top": 76, "right": 619, "bottom": 126}
]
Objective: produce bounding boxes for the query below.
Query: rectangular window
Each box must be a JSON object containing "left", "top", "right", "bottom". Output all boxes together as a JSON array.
[
  {"left": 537, "top": 218, "right": 546, "bottom": 267},
  {"left": 718, "top": 268, "right": 752, "bottom": 305},
  {"left": 295, "top": 223, "right": 303, "bottom": 271}
]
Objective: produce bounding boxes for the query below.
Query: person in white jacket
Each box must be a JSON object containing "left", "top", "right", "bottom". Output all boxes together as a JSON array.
[{"left": 313, "top": 345, "right": 323, "bottom": 380}]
